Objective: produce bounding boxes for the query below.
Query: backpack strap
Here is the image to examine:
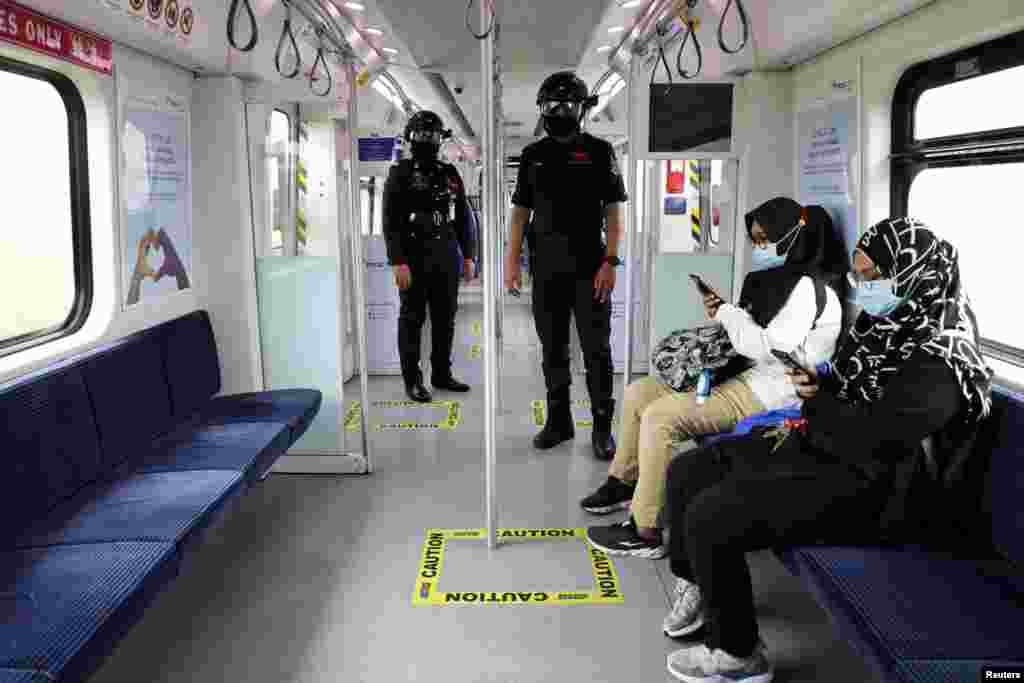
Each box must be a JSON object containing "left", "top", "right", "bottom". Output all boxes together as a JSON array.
[{"left": 811, "top": 277, "right": 827, "bottom": 330}]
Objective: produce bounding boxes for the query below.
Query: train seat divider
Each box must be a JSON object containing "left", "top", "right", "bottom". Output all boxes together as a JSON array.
[
  {"left": 678, "top": 389, "right": 1024, "bottom": 682},
  {"left": 0, "top": 310, "right": 321, "bottom": 682}
]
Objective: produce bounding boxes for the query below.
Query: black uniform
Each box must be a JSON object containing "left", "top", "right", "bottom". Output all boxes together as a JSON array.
[
  {"left": 382, "top": 158, "right": 473, "bottom": 388},
  {"left": 512, "top": 131, "right": 628, "bottom": 407}
]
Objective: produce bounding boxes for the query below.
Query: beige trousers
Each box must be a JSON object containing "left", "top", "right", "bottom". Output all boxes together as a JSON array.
[{"left": 608, "top": 375, "right": 764, "bottom": 528}]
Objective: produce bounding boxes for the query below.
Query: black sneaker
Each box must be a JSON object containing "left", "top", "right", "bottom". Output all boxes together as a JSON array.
[
  {"left": 586, "top": 517, "right": 666, "bottom": 559},
  {"left": 580, "top": 476, "right": 635, "bottom": 515}
]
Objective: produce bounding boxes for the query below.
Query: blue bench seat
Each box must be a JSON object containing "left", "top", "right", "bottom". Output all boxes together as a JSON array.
[{"left": 0, "top": 310, "right": 322, "bottom": 681}]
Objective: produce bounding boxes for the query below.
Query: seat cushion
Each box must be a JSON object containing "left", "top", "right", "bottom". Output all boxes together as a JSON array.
[
  {"left": 198, "top": 389, "right": 322, "bottom": 445},
  {"left": 82, "top": 336, "right": 174, "bottom": 469},
  {"left": 11, "top": 471, "right": 242, "bottom": 551},
  {"left": 0, "top": 542, "right": 177, "bottom": 680},
  {"left": 129, "top": 422, "right": 291, "bottom": 484},
  {"left": 791, "top": 546, "right": 1024, "bottom": 665},
  {"left": 983, "top": 387, "right": 1024, "bottom": 565},
  {"left": 0, "top": 367, "right": 103, "bottom": 541},
  {"left": 0, "top": 670, "right": 53, "bottom": 682},
  {"left": 163, "top": 311, "right": 221, "bottom": 419}
]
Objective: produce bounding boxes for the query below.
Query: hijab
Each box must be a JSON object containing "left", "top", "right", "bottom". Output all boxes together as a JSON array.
[
  {"left": 738, "top": 197, "right": 849, "bottom": 328},
  {"left": 828, "top": 217, "right": 992, "bottom": 424}
]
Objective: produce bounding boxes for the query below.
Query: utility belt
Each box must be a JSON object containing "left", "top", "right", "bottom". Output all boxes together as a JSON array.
[{"left": 407, "top": 211, "right": 455, "bottom": 241}]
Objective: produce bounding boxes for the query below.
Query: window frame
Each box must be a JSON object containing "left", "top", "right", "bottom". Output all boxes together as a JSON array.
[
  {"left": 891, "top": 28, "right": 1024, "bottom": 364},
  {"left": 0, "top": 55, "right": 92, "bottom": 359}
]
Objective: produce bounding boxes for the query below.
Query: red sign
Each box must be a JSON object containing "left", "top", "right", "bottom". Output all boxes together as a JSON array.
[{"left": 0, "top": 1, "right": 112, "bottom": 75}]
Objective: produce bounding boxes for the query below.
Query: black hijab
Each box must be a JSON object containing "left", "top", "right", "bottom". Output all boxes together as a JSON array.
[
  {"left": 829, "top": 217, "right": 992, "bottom": 424},
  {"left": 738, "top": 197, "right": 849, "bottom": 327}
]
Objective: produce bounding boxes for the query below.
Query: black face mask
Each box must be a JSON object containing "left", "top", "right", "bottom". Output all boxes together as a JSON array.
[
  {"left": 411, "top": 141, "right": 440, "bottom": 159},
  {"left": 543, "top": 115, "right": 579, "bottom": 139}
]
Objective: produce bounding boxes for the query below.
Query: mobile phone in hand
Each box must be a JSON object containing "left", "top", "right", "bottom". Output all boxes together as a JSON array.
[
  {"left": 689, "top": 274, "right": 720, "bottom": 299},
  {"left": 771, "top": 349, "right": 809, "bottom": 375}
]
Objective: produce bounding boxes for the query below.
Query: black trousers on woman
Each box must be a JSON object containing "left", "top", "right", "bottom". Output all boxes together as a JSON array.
[{"left": 664, "top": 434, "right": 888, "bottom": 658}]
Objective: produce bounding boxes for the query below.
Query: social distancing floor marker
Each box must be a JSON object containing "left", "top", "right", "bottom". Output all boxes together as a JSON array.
[
  {"left": 413, "top": 528, "right": 624, "bottom": 606},
  {"left": 471, "top": 320, "right": 482, "bottom": 337},
  {"left": 531, "top": 399, "right": 601, "bottom": 428},
  {"left": 344, "top": 400, "right": 462, "bottom": 431},
  {"left": 468, "top": 343, "right": 481, "bottom": 360}
]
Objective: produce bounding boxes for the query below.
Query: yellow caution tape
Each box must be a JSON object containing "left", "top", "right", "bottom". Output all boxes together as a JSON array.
[{"left": 412, "top": 528, "right": 624, "bottom": 606}]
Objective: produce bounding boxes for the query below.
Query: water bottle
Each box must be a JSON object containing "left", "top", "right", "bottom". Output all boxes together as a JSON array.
[{"left": 695, "top": 368, "right": 712, "bottom": 405}]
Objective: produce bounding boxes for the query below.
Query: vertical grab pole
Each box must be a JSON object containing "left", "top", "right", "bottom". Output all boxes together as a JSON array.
[
  {"left": 622, "top": 58, "right": 637, "bottom": 387},
  {"left": 481, "top": 1, "right": 499, "bottom": 549},
  {"left": 346, "top": 61, "right": 373, "bottom": 471}
]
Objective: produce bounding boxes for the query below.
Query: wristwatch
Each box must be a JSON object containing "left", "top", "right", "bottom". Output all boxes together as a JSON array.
[{"left": 604, "top": 255, "right": 622, "bottom": 267}]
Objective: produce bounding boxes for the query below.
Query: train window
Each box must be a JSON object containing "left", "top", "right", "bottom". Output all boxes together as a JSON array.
[
  {"left": 267, "top": 109, "right": 290, "bottom": 254},
  {"left": 893, "top": 29, "right": 1024, "bottom": 363},
  {"left": 0, "top": 58, "right": 90, "bottom": 357}
]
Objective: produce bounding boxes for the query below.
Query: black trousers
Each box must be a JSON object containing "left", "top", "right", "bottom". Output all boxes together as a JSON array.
[
  {"left": 398, "top": 238, "right": 460, "bottom": 386},
  {"left": 665, "top": 433, "right": 886, "bottom": 657},
  {"left": 530, "top": 235, "right": 613, "bottom": 405}
]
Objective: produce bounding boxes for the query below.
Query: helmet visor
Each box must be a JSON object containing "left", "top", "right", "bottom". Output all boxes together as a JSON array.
[
  {"left": 540, "top": 100, "right": 583, "bottom": 118},
  {"left": 409, "top": 129, "right": 442, "bottom": 144}
]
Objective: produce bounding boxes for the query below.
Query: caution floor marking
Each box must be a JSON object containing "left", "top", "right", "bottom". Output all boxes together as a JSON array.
[
  {"left": 467, "top": 343, "right": 481, "bottom": 360},
  {"left": 471, "top": 320, "right": 482, "bottom": 337},
  {"left": 530, "top": 399, "right": 596, "bottom": 428},
  {"left": 412, "top": 528, "right": 624, "bottom": 606},
  {"left": 344, "top": 400, "right": 462, "bottom": 431}
]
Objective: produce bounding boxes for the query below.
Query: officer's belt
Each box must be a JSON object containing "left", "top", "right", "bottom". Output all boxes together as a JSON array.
[{"left": 407, "top": 211, "right": 455, "bottom": 241}]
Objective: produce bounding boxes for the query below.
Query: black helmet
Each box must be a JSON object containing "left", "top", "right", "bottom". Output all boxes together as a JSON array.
[
  {"left": 404, "top": 110, "right": 451, "bottom": 144},
  {"left": 536, "top": 72, "right": 598, "bottom": 138}
]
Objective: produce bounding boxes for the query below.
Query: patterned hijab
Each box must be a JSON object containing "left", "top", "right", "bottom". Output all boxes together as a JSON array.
[{"left": 829, "top": 218, "right": 992, "bottom": 423}]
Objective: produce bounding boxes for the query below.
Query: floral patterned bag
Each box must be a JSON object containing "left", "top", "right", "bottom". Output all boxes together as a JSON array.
[{"left": 650, "top": 323, "right": 752, "bottom": 393}]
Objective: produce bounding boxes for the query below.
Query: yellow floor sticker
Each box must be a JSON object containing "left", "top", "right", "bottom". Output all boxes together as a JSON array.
[
  {"left": 471, "top": 320, "right": 482, "bottom": 337},
  {"left": 531, "top": 399, "right": 594, "bottom": 428},
  {"left": 344, "top": 400, "right": 462, "bottom": 431},
  {"left": 468, "top": 343, "right": 481, "bottom": 360},
  {"left": 413, "top": 528, "right": 624, "bottom": 606}
]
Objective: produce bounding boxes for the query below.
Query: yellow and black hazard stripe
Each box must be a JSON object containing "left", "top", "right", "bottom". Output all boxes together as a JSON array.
[
  {"left": 689, "top": 160, "right": 702, "bottom": 244},
  {"left": 412, "top": 528, "right": 625, "bottom": 606}
]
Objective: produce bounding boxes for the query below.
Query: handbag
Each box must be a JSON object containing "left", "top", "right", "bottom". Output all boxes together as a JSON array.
[{"left": 650, "top": 322, "right": 752, "bottom": 393}]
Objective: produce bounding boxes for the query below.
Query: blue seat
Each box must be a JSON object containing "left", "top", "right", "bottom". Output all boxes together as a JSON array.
[
  {"left": 129, "top": 421, "right": 292, "bottom": 484},
  {"left": 0, "top": 542, "right": 178, "bottom": 681},
  {"left": 775, "top": 387, "right": 1024, "bottom": 682},
  {"left": 0, "top": 309, "right": 321, "bottom": 682},
  {"left": 11, "top": 471, "right": 242, "bottom": 551}
]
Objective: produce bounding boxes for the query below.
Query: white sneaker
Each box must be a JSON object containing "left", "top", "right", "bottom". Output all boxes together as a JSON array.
[
  {"left": 667, "top": 642, "right": 773, "bottom": 682},
  {"left": 663, "top": 577, "right": 705, "bottom": 637}
]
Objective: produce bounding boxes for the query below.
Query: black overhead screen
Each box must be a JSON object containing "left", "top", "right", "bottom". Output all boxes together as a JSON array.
[{"left": 649, "top": 83, "right": 733, "bottom": 153}]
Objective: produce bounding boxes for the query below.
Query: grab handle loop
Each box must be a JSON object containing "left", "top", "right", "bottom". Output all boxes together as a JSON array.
[
  {"left": 676, "top": 17, "right": 702, "bottom": 79},
  {"left": 310, "top": 30, "right": 332, "bottom": 97},
  {"left": 465, "top": 0, "right": 496, "bottom": 40},
  {"left": 227, "top": 0, "right": 258, "bottom": 52},
  {"left": 275, "top": 0, "right": 301, "bottom": 79},
  {"left": 717, "top": 0, "right": 750, "bottom": 54},
  {"left": 650, "top": 26, "right": 674, "bottom": 87}
]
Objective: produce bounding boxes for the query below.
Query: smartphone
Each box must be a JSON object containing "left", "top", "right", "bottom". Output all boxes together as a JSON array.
[
  {"left": 689, "top": 274, "right": 720, "bottom": 299},
  {"left": 771, "top": 349, "right": 809, "bottom": 375}
]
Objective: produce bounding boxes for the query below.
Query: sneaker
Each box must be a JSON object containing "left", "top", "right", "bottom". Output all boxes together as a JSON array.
[
  {"left": 667, "top": 642, "right": 773, "bottom": 683},
  {"left": 586, "top": 517, "right": 666, "bottom": 559},
  {"left": 664, "top": 577, "right": 705, "bottom": 637},
  {"left": 580, "top": 476, "right": 635, "bottom": 514}
]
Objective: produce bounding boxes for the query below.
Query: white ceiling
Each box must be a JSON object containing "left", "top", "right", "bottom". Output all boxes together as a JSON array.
[{"left": 20, "top": 0, "right": 938, "bottom": 155}]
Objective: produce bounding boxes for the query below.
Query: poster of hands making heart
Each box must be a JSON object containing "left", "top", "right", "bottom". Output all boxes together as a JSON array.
[{"left": 122, "top": 95, "right": 192, "bottom": 307}]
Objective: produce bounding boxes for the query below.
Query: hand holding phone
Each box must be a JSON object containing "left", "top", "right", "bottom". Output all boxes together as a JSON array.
[{"left": 771, "top": 349, "right": 809, "bottom": 375}]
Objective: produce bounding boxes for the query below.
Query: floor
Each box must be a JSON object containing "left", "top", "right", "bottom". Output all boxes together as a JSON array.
[{"left": 92, "top": 300, "right": 880, "bottom": 683}]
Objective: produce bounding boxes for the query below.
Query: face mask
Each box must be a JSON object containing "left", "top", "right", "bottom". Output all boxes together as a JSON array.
[
  {"left": 750, "top": 244, "right": 786, "bottom": 272},
  {"left": 853, "top": 278, "right": 903, "bottom": 317},
  {"left": 410, "top": 141, "right": 439, "bottom": 159},
  {"left": 543, "top": 115, "right": 579, "bottom": 139}
]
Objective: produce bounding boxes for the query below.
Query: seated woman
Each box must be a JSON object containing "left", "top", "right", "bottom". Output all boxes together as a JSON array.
[
  {"left": 584, "top": 197, "right": 847, "bottom": 558},
  {"left": 660, "top": 218, "right": 993, "bottom": 683}
]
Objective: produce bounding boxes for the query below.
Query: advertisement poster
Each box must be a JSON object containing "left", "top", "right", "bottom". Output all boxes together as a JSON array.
[
  {"left": 797, "top": 95, "right": 859, "bottom": 263},
  {"left": 364, "top": 236, "right": 402, "bottom": 374},
  {"left": 122, "top": 94, "right": 193, "bottom": 307}
]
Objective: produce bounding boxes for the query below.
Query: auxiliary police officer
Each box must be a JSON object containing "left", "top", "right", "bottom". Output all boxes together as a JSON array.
[
  {"left": 383, "top": 111, "right": 475, "bottom": 403},
  {"left": 504, "top": 72, "right": 628, "bottom": 460}
]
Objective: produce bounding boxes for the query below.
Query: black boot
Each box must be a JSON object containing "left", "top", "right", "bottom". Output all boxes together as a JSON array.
[
  {"left": 405, "top": 382, "right": 432, "bottom": 403},
  {"left": 591, "top": 399, "right": 617, "bottom": 461},
  {"left": 533, "top": 398, "right": 575, "bottom": 449}
]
